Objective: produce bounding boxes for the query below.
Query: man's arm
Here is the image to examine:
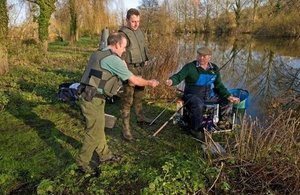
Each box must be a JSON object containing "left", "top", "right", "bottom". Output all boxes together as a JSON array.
[
  {"left": 212, "top": 65, "right": 240, "bottom": 104},
  {"left": 165, "top": 63, "right": 191, "bottom": 86},
  {"left": 128, "top": 75, "right": 159, "bottom": 88}
]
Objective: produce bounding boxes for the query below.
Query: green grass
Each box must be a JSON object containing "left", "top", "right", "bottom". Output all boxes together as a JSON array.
[
  {"left": 1, "top": 37, "right": 299, "bottom": 194},
  {"left": 1, "top": 40, "right": 213, "bottom": 194}
]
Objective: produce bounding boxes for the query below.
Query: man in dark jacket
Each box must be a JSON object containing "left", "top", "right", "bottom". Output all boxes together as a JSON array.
[
  {"left": 119, "top": 8, "right": 151, "bottom": 141},
  {"left": 165, "top": 47, "right": 239, "bottom": 140}
]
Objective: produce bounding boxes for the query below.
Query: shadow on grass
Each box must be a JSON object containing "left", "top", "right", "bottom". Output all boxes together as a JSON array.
[
  {"left": 18, "top": 76, "right": 83, "bottom": 121},
  {"left": 6, "top": 91, "right": 80, "bottom": 165}
]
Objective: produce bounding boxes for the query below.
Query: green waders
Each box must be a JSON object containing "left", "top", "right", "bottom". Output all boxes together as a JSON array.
[{"left": 77, "top": 97, "right": 113, "bottom": 172}]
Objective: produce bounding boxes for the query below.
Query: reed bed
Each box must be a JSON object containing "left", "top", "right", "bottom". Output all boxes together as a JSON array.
[{"left": 217, "top": 110, "right": 300, "bottom": 194}]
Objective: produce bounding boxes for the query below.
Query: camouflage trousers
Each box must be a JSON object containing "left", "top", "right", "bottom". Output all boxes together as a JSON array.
[
  {"left": 120, "top": 65, "right": 147, "bottom": 138},
  {"left": 121, "top": 83, "right": 145, "bottom": 121},
  {"left": 121, "top": 65, "right": 146, "bottom": 118}
]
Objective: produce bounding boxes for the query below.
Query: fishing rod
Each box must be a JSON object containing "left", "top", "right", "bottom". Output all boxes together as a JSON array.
[
  {"left": 152, "top": 97, "right": 192, "bottom": 137},
  {"left": 149, "top": 87, "right": 192, "bottom": 126},
  {"left": 149, "top": 96, "right": 178, "bottom": 126}
]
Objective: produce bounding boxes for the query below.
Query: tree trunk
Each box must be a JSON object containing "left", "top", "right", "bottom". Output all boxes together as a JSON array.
[
  {"left": 69, "top": 0, "right": 77, "bottom": 44},
  {"left": 0, "top": 45, "right": 8, "bottom": 75},
  {"left": 0, "top": 0, "right": 8, "bottom": 75},
  {"left": 35, "top": 0, "right": 56, "bottom": 51}
]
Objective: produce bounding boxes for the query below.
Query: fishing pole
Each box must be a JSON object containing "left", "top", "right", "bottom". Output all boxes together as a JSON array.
[
  {"left": 149, "top": 88, "right": 190, "bottom": 126},
  {"left": 149, "top": 96, "right": 179, "bottom": 126},
  {"left": 152, "top": 97, "right": 192, "bottom": 137}
]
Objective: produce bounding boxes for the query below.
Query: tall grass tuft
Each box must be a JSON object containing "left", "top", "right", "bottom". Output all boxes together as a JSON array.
[{"left": 221, "top": 110, "right": 300, "bottom": 194}]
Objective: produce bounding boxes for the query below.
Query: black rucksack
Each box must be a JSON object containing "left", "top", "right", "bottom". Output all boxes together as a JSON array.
[{"left": 57, "top": 83, "right": 79, "bottom": 102}]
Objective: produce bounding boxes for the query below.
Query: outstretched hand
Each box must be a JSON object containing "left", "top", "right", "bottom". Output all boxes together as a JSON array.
[
  {"left": 149, "top": 79, "right": 159, "bottom": 87},
  {"left": 165, "top": 79, "right": 173, "bottom": 86}
]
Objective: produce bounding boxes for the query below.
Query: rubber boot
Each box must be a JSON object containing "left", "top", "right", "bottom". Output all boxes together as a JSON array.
[
  {"left": 135, "top": 100, "right": 152, "bottom": 124},
  {"left": 121, "top": 110, "right": 133, "bottom": 141}
]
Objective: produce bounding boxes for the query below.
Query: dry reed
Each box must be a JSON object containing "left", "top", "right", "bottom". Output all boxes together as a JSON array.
[{"left": 219, "top": 110, "right": 300, "bottom": 194}]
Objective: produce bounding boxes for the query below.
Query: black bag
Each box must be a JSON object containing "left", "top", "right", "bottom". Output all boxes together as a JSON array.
[{"left": 58, "top": 83, "right": 79, "bottom": 102}]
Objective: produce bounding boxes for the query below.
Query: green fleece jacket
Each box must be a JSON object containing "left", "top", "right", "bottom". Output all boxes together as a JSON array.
[{"left": 169, "top": 60, "right": 231, "bottom": 98}]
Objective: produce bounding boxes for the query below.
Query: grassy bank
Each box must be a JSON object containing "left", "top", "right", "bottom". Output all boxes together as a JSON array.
[{"left": 0, "top": 38, "right": 299, "bottom": 194}]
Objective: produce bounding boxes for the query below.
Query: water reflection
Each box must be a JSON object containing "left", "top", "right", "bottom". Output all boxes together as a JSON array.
[{"left": 149, "top": 34, "right": 300, "bottom": 120}]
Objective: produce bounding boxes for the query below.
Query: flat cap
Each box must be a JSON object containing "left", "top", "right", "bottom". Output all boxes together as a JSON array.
[{"left": 197, "top": 47, "right": 212, "bottom": 55}]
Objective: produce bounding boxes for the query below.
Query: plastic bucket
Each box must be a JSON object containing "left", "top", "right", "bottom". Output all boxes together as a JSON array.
[{"left": 229, "top": 89, "right": 249, "bottom": 110}]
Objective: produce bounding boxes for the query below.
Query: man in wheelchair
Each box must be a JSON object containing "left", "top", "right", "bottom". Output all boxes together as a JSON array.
[{"left": 165, "top": 47, "right": 240, "bottom": 141}]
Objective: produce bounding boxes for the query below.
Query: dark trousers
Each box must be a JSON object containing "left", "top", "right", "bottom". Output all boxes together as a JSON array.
[
  {"left": 120, "top": 65, "right": 145, "bottom": 123},
  {"left": 183, "top": 94, "right": 230, "bottom": 132}
]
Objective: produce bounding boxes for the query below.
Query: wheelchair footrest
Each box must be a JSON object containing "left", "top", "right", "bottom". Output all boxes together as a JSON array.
[
  {"left": 203, "top": 125, "right": 233, "bottom": 134},
  {"left": 211, "top": 128, "right": 233, "bottom": 134}
]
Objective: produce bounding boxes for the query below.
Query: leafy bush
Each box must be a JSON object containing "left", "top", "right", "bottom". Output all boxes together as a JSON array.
[
  {"left": 37, "top": 179, "right": 55, "bottom": 195},
  {"left": 143, "top": 154, "right": 216, "bottom": 194}
]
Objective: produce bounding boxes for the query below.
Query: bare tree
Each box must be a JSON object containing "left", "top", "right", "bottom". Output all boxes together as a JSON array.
[
  {"left": 51, "top": 0, "right": 69, "bottom": 40},
  {"left": 160, "top": 0, "right": 176, "bottom": 34},
  {"left": 139, "top": 0, "right": 160, "bottom": 34},
  {"left": 201, "top": 0, "right": 213, "bottom": 33},
  {"left": 27, "top": 0, "right": 56, "bottom": 50},
  {"left": 231, "top": 0, "right": 248, "bottom": 28},
  {"left": 251, "top": 0, "right": 260, "bottom": 22},
  {"left": 92, "top": 0, "right": 108, "bottom": 35},
  {"left": 52, "top": 0, "right": 114, "bottom": 42}
]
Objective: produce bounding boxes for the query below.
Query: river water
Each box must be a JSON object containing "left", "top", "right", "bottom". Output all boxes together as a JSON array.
[{"left": 169, "top": 34, "right": 300, "bottom": 120}]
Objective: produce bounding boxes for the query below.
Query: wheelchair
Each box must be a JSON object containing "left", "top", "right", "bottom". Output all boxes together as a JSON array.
[{"left": 173, "top": 98, "right": 236, "bottom": 134}]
